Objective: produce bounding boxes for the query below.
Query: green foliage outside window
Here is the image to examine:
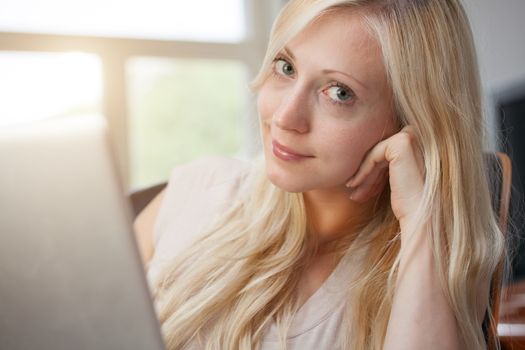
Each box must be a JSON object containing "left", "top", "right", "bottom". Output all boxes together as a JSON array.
[{"left": 128, "top": 58, "right": 247, "bottom": 189}]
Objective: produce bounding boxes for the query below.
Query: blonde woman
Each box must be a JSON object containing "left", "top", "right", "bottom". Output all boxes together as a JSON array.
[{"left": 135, "top": 0, "right": 505, "bottom": 349}]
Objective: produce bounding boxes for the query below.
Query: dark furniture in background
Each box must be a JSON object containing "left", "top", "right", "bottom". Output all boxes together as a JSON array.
[
  {"left": 496, "top": 80, "right": 525, "bottom": 349},
  {"left": 497, "top": 81, "right": 525, "bottom": 281},
  {"left": 128, "top": 182, "right": 167, "bottom": 217}
]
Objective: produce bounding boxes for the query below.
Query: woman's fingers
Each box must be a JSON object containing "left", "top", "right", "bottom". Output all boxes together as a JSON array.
[
  {"left": 348, "top": 169, "right": 388, "bottom": 203},
  {"left": 346, "top": 141, "right": 389, "bottom": 203},
  {"left": 346, "top": 138, "right": 389, "bottom": 188},
  {"left": 346, "top": 126, "right": 425, "bottom": 221},
  {"left": 345, "top": 137, "right": 390, "bottom": 204}
]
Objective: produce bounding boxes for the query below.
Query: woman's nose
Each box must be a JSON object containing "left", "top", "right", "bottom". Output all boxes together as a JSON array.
[{"left": 273, "top": 87, "right": 310, "bottom": 134}]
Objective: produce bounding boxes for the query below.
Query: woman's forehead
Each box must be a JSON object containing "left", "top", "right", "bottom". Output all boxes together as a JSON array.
[{"left": 285, "top": 9, "right": 387, "bottom": 93}]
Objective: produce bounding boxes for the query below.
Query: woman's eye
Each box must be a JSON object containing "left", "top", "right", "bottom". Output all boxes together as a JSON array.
[
  {"left": 323, "top": 85, "right": 354, "bottom": 104},
  {"left": 274, "top": 59, "right": 295, "bottom": 77}
]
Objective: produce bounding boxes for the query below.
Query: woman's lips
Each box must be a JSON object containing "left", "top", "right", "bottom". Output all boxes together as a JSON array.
[{"left": 271, "top": 140, "right": 313, "bottom": 161}]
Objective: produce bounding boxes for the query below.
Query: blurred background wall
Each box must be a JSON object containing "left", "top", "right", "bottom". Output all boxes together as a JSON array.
[
  {"left": 463, "top": 0, "right": 525, "bottom": 148},
  {"left": 465, "top": 0, "right": 525, "bottom": 91}
]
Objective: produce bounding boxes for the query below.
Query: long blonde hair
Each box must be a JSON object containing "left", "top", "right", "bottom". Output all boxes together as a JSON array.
[{"left": 152, "top": 1, "right": 505, "bottom": 349}]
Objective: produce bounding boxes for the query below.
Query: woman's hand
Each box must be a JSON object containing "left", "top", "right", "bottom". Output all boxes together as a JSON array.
[
  {"left": 348, "top": 128, "right": 463, "bottom": 350},
  {"left": 346, "top": 126, "right": 425, "bottom": 230}
]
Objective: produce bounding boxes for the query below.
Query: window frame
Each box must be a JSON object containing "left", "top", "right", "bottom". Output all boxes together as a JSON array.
[{"left": 0, "top": 0, "right": 285, "bottom": 189}]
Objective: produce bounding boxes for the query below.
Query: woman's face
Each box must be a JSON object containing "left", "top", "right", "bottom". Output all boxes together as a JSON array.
[{"left": 257, "top": 9, "right": 397, "bottom": 193}]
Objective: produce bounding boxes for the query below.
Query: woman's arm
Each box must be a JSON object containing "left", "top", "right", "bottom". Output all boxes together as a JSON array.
[
  {"left": 347, "top": 127, "right": 481, "bottom": 349},
  {"left": 382, "top": 222, "right": 463, "bottom": 349},
  {"left": 383, "top": 219, "right": 491, "bottom": 349},
  {"left": 133, "top": 189, "right": 166, "bottom": 266}
]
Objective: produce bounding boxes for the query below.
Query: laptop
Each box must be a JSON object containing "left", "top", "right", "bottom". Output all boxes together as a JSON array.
[{"left": 0, "top": 115, "right": 166, "bottom": 350}]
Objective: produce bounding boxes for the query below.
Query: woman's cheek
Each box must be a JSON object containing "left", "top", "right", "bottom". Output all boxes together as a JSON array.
[
  {"left": 257, "top": 85, "right": 277, "bottom": 125},
  {"left": 330, "top": 126, "right": 379, "bottom": 169}
]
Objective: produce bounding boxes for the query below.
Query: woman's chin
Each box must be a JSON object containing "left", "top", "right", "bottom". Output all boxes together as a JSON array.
[{"left": 265, "top": 169, "right": 306, "bottom": 193}]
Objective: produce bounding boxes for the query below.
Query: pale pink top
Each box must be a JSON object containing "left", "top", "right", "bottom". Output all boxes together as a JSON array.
[{"left": 147, "top": 157, "right": 361, "bottom": 349}]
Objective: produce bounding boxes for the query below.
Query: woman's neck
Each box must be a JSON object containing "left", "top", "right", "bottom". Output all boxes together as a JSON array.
[{"left": 303, "top": 186, "right": 376, "bottom": 249}]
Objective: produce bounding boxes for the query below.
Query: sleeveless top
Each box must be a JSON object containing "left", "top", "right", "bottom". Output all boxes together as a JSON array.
[{"left": 147, "top": 157, "right": 363, "bottom": 349}]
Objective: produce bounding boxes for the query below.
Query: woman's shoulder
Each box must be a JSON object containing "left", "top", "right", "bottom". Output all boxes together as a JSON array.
[
  {"left": 158, "top": 156, "right": 252, "bottom": 227},
  {"left": 148, "top": 156, "right": 252, "bottom": 271},
  {"left": 166, "top": 156, "right": 251, "bottom": 192}
]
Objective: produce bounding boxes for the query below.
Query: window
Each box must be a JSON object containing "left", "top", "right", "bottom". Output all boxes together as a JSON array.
[
  {"left": 0, "top": 51, "right": 101, "bottom": 127},
  {"left": 0, "top": 0, "right": 284, "bottom": 189},
  {"left": 0, "top": 0, "right": 246, "bottom": 42},
  {"left": 127, "top": 57, "right": 247, "bottom": 188}
]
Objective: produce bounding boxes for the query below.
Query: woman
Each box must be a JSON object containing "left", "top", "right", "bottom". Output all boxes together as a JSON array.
[{"left": 135, "top": 0, "right": 505, "bottom": 349}]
